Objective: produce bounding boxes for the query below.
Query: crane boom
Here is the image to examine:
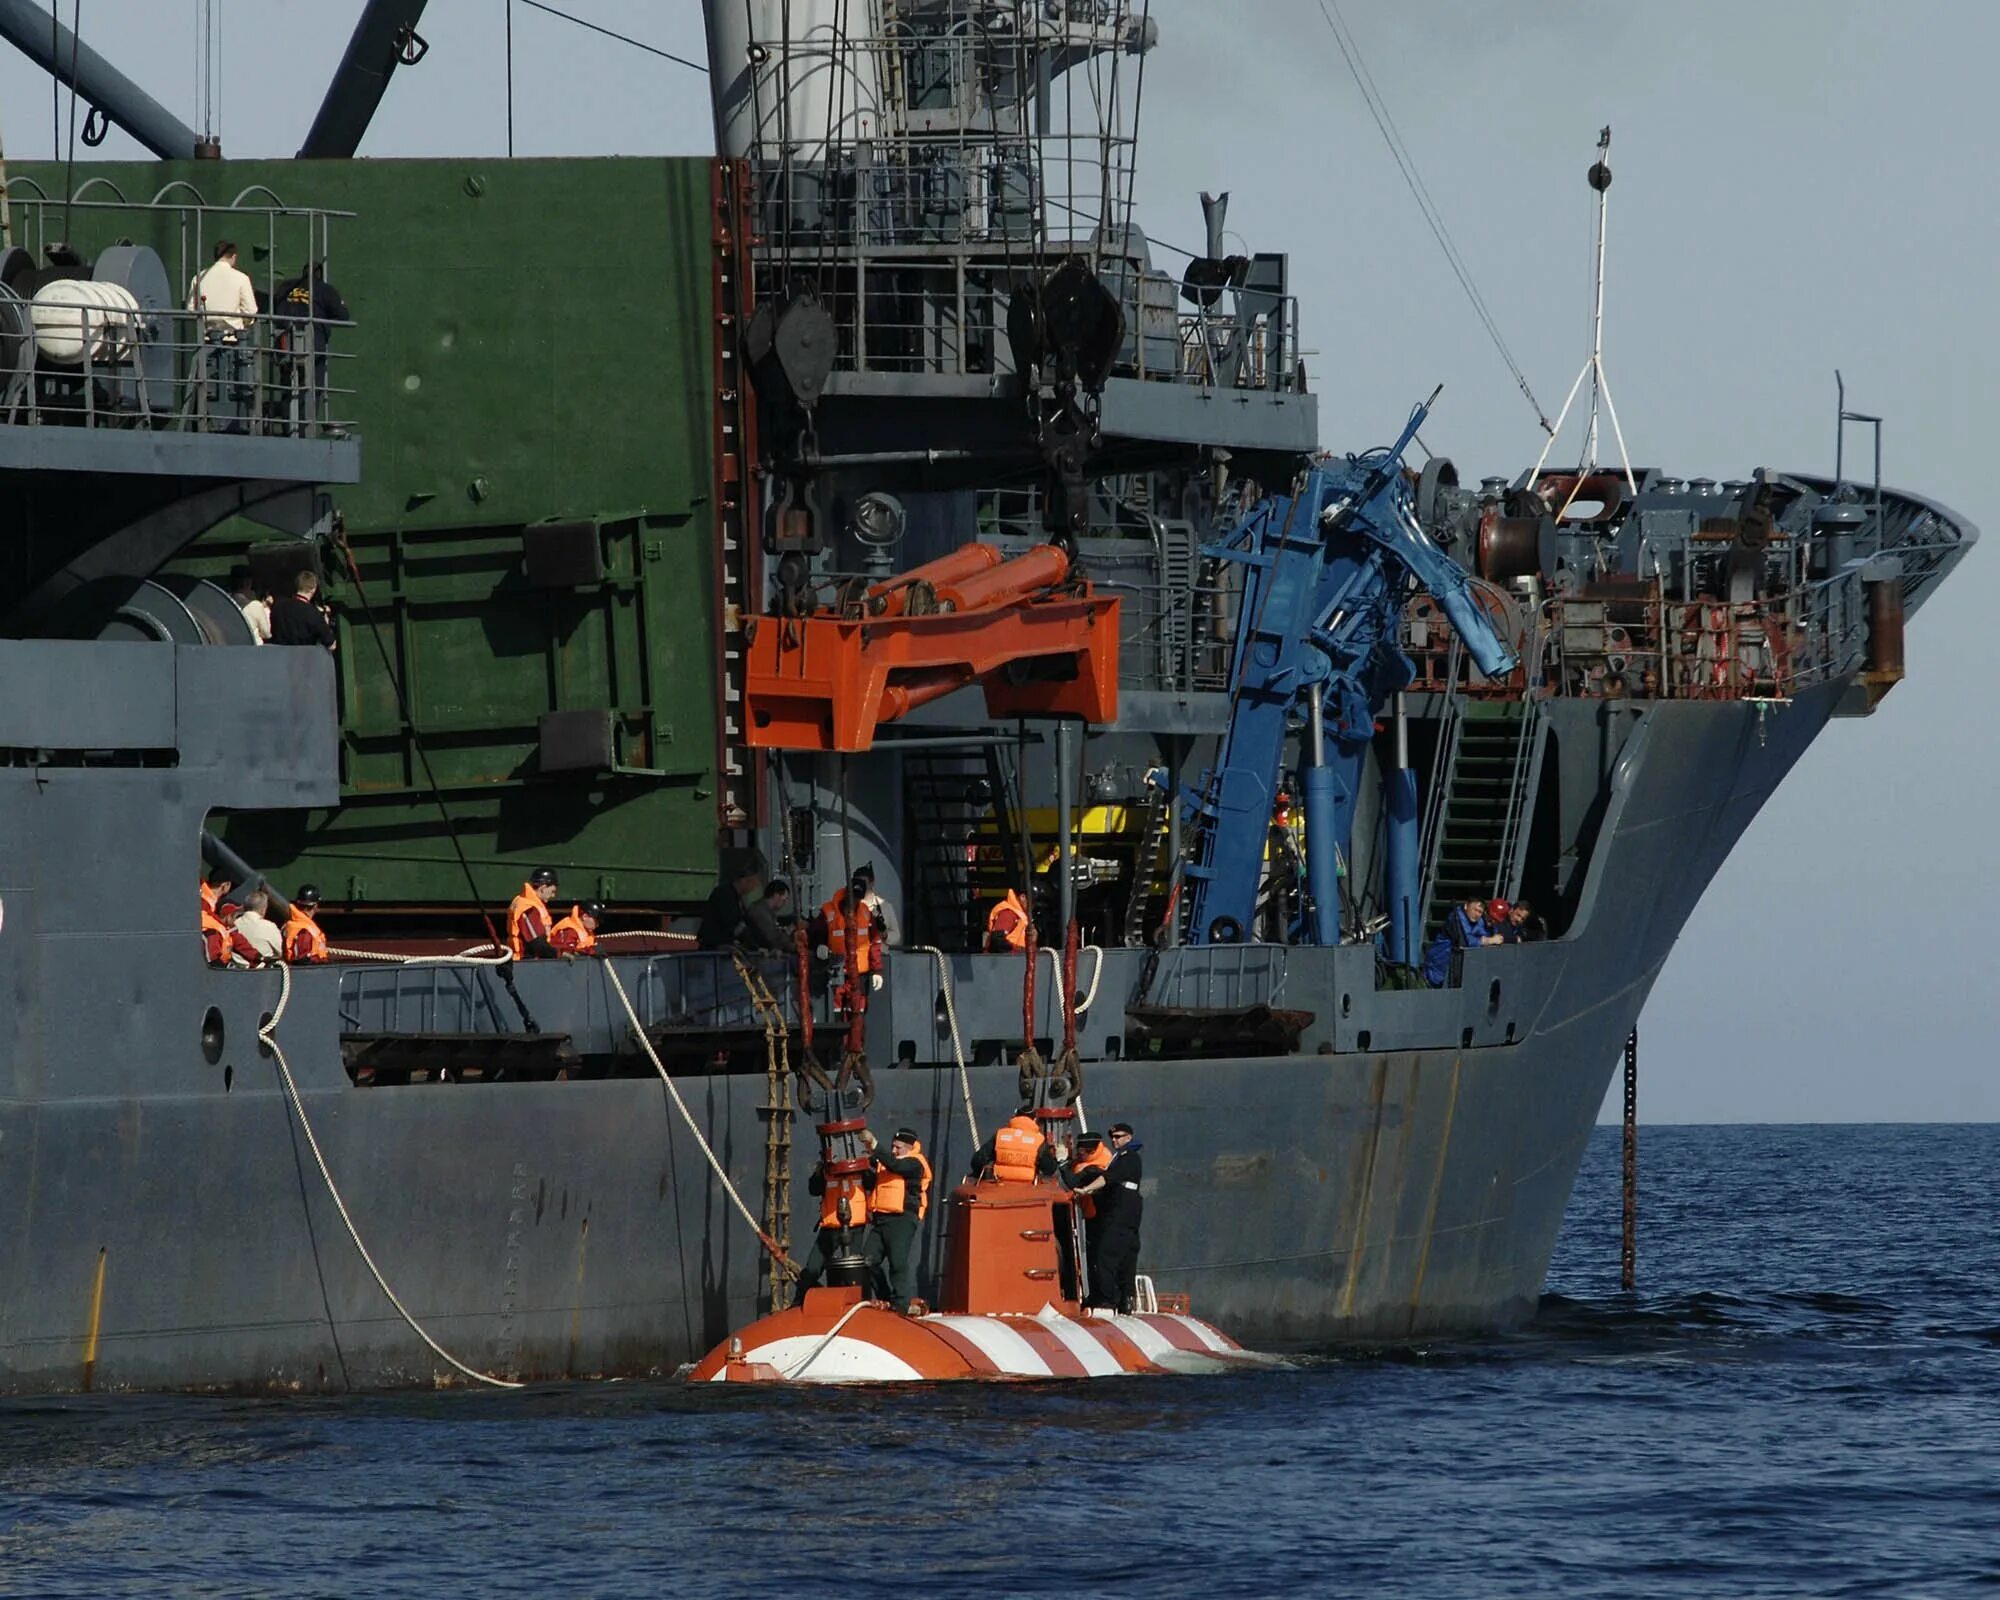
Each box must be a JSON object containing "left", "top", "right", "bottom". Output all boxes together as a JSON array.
[{"left": 1182, "top": 396, "right": 1516, "bottom": 949}]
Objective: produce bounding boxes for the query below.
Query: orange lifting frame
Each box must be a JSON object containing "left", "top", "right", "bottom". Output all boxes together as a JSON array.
[{"left": 741, "top": 556, "right": 1121, "bottom": 753}]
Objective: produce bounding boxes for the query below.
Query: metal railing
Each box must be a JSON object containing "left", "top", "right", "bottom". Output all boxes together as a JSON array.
[
  {"left": 0, "top": 183, "right": 355, "bottom": 439},
  {"left": 0, "top": 301, "right": 354, "bottom": 437}
]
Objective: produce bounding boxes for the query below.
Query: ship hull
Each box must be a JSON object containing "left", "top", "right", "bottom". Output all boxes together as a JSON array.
[{"left": 0, "top": 688, "right": 1825, "bottom": 1394}]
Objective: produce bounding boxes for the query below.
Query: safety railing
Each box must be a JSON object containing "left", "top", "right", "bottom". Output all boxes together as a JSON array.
[
  {"left": 0, "top": 184, "right": 356, "bottom": 439},
  {"left": 0, "top": 301, "right": 354, "bottom": 437},
  {"left": 1402, "top": 555, "right": 1954, "bottom": 706},
  {"left": 1140, "top": 944, "right": 1290, "bottom": 1014}
]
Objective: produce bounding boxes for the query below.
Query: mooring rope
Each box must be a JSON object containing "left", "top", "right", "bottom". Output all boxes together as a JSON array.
[
  {"left": 914, "top": 945, "right": 980, "bottom": 1147},
  {"left": 602, "top": 959, "right": 799, "bottom": 1276},
  {"left": 259, "top": 962, "right": 523, "bottom": 1389}
]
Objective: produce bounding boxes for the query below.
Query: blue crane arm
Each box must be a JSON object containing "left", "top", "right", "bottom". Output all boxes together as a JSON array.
[{"left": 1180, "top": 397, "right": 1516, "bottom": 947}]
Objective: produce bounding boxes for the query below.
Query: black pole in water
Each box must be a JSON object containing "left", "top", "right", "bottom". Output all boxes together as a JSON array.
[{"left": 1620, "top": 1027, "right": 1638, "bottom": 1289}]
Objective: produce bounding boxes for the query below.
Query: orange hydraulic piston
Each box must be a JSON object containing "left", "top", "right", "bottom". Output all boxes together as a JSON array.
[
  {"left": 867, "top": 544, "right": 1005, "bottom": 617},
  {"left": 879, "top": 668, "right": 975, "bottom": 721},
  {"left": 935, "top": 544, "right": 1072, "bottom": 613}
]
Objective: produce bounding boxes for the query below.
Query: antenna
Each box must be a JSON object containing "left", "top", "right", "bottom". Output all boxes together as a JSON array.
[{"left": 1526, "top": 125, "right": 1638, "bottom": 502}]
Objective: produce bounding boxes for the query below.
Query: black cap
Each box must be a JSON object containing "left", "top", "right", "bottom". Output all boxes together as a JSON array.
[
  {"left": 855, "top": 861, "right": 876, "bottom": 883},
  {"left": 1108, "top": 1122, "right": 1134, "bottom": 1137},
  {"left": 529, "top": 867, "right": 559, "bottom": 887},
  {"left": 893, "top": 1127, "right": 919, "bottom": 1144},
  {"left": 294, "top": 884, "right": 321, "bottom": 907},
  {"left": 1076, "top": 1132, "right": 1105, "bottom": 1150},
  {"left": 849, "top": 872, "right": 869, "bottom": 897}
]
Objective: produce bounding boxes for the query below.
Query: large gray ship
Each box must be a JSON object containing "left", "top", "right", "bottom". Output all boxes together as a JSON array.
[{"left": 0, "top": 2, "right": 1974, "bottom": 1393}]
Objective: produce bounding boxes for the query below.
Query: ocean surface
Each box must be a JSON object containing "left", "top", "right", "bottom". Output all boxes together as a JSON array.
[{"left": 2, "top": 1122, "right": 1996, "bottom": 1598}]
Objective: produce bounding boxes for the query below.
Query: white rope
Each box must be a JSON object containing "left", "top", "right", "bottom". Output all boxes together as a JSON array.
[
  {"left": 325, "top": 945, "right": 513, "bottom": 966},
  {"left": 1040, "top": 943, "right": 1065, "bottom": 1019},
  {"left": 914, "top": 946, "right": 980, "bottom": 1147},
  {"left": 601, "top": 959, "right": 795, "bottom": 1272},
  {"left": 1074, "top": 945, "right": 1105, "bottom": 1014},
  {"left": 257, "top": 963, "right": 523, "bottom": 1390},
  {"left": 781, "top": 1294, "right": 872, "bottom": 1380}
]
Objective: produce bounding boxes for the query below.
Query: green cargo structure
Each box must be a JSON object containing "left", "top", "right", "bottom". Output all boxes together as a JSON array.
[{"left": 14, "top": 156, "right": 730, "bottom": 912}]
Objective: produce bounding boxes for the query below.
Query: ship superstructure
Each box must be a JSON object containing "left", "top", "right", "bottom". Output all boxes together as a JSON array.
[{"left": 0, "top": 2, "right": 1975, "bottom": 1392}]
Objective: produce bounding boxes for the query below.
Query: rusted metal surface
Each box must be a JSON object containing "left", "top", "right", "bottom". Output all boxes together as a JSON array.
[{"left": 1621, "top": 1027, "right": 1638, "bottom": 1290}]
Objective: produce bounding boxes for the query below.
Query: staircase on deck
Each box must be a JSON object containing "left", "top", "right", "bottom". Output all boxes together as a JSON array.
[
  {"left": 902, "top": 747, "right": 1024, "bottom": 952},
  {"left": 1419, "top": 699, "right": 1548, "bottom": 940}
]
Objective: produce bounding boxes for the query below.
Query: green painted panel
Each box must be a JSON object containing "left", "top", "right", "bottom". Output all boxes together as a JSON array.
[{"left": 15, "top": 156, "right": 727, "bottom": 905}]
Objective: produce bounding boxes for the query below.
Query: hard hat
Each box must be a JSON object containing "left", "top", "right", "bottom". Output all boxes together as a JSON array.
[
  {"left": 578, "top": 901, "right": 604, "bottom": 919},
  {"left": 1488, "top": 899, "right": 1511, "bottom": 920},
  {"left": 294, "top": 884, "right": 322, "bottom": 908},
  {"left": 529, "top": 866, "right": 559, "bottom": 888}
]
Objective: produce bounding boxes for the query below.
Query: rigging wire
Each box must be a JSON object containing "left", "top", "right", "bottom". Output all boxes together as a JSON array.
[
  {"left": 505, "top": 0, "right": 514, "bottom": 156},
  {"left": 60, "top": 0, "right": 79, "bottom": 235},
  {"left": 515, "top": 0, "right": 707, "bottom": 74},
  {"left": 1311, "top": 0, "right": 1551, "bottom": 435}
]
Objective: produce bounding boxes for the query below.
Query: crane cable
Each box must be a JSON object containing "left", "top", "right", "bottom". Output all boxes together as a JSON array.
[{"left": 1312, "top": 0, "right": 1552, "bottom": 436}]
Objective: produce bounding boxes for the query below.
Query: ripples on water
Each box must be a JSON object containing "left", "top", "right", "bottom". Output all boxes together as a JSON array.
[{"left": 3, "top": 1124, "right": 1996, "bottom": 1597}]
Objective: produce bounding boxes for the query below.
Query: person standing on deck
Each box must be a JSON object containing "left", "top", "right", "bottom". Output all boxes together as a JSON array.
[
  {"left": 968, "top": 1107, "right": 1058, "bottom": 1183},
  {"left": 269, "top": 571, "right": 337, "bottom": 651},
  {"left": 229, "top": 566, "right": 271, "bottom": 643},
  {"left": 549, "top": 901, "right": 601, "bottom": 956},
  {"left": 797, "top": 1158, "right": 875, "bottom": 1292},
  {"left": 864, "top": 1127, "right": 932, "bottom": 1312},
  {"left": 283, "top": 885, "right": 329, "bottom": 963},
  {"left": 508, "top": 868, "right": 563, "bottom": 960},
  {"left": 1070, "top": 1121, "right": 1144, "bottom": 1312}
]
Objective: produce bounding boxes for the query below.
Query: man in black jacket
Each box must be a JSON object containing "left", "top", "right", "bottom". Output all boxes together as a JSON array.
[
  {"left": 269, "top": 570, "right": 336, "bottom": 650},
  {"left": 1073, "top": 1121, "right": 1144, "bottom": 1311},
  {"left": 271, "top": 261, "right": 351, "bottom": 429}
]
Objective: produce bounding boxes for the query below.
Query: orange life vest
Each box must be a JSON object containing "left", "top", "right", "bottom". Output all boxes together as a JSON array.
[
  {"left": 1071, "top": 1140, "right": 1113, "bottom": 1219},
  {"left": 549, "top": 908, "right": 597, "bottom": 955},
  {"left": 283, "top": 909, "right": 328, "bottom": 963},
  {"left": 872, "top": 1141, "right": 933, "bottom": 1219},
  {"left": 200, "top": 906, "right": 230, "bottom": 966},
  {"left": 992, "top": 1115, "right": 1044, "bottom": 1183},
  {"left": 507, "top": 887, "right": 550, "bottom": 960},
  {"left": 820, "top": 893, "right": 879, "bottom": 973},
  {"left": 986, "top": 889, "right": 1029, "bottom": 952},
  {"left": 817, "top": 1171, "right": 871, "bottom": 1231},
  {"left": 200, "top": 880, "right": 220, "bottom": 913}
]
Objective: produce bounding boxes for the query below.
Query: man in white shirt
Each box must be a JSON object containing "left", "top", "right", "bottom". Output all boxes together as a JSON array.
[
  {"left": 229, "top": 565, "right": 271, "bottom": 644},
  {"left": 187, "top": 240, "right": 258, "bottom": 431},
  {"left": 230, "top": 886, "right": 286, "bottom": 964}
]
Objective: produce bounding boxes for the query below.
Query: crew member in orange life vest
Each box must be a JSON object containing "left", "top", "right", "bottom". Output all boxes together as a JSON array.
[
  {"left": 812, "top": 870, "right": 884, "bottom": 989},
  {"left": 507, "top": 867, "right": 563, "bottom": 960},
  {"left": 968, "top": 1106, "right": 1060, "bottom": 1183},
  {"left": 797, "top": 1147, "right": 876, "bottom": 1291},
  {"left": 549, "top": 900, "right": 601, "bottom": 956},
  {"left": 985, "top": 888, "right": 1030, "bottom": 953},
  {"left": 200, "top": 901, "right": 232, "bottom": 966},
  {"left": 864, "top": 1127, "right": 933, "bottom": 1312},
  {"left": 283, "top": 885, "right": 329, "bottom": 963}
]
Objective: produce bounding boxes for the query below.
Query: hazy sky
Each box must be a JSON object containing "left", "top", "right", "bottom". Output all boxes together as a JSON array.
[{"left": 3, "top": 2, "right": 1990, "bottom": 1122}]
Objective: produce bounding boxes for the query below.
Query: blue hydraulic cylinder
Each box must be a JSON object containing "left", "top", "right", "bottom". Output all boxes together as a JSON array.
[
  {"left": 1382, "top": 767, "right": 1420, "bottom": 967},
  {"left": 1300, "top": 762, "right": 1342, "bottom": 946}
]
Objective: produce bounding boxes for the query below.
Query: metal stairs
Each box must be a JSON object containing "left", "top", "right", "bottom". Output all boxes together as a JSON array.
[
  {"left": 901, "top": 747, "right": 1022, "bottom": 952},
  {"left": 1420, "top": 699, "right": 1548, "bottom": 937}
]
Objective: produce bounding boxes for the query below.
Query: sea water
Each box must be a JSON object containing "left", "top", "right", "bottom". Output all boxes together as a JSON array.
[{"left": 2, "top": 1123, "right": 1995, "bottom": 1597}]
